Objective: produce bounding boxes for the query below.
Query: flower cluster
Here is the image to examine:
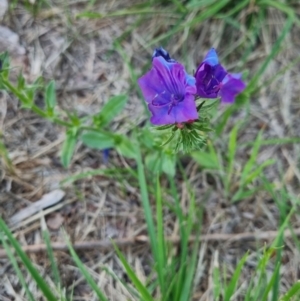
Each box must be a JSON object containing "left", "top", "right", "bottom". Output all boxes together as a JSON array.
[{"left": 138, "top": 47, "right": 246, "bottom": 126}]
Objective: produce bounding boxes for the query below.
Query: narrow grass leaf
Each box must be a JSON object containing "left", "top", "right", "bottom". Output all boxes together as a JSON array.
[
  {"left": 113, "top": 242, "right": 154, "bottom": 301},
  {"left": 135, "top": 138, "right": 159, "bottom": 267},
  {"left": 225, "top": 122, "right": 239, "bottom": 195},
  {"left": 0, "top": 218, "right": 57, "bottom": 301},
  {"left": 155, "top": 176, "right": 166, "bottom": 293},
  {"left": 61, "top": 167, "right": 134, "bottom": 186},
  {"left": 216, "top": 0, "right": 249, "bottom": 18},
  {"left": 224, "top": 252, "right": 248, "bottom": 301},
  {"left": 65, "top": 233, "right": 109, "bottom": 301},
  {"left": 169, "top": 175, "right": 188, "bottom": 300},
  {"left": 0, "top": 231, "right": 35, "bottom": 301},
  {"left": 147, "top": 0, "right": 231, "bottom": 47},
  {"left": 215, "top": 104, "right": 236, "bottom": 136},
  {"left": 244, "top": 159, "right": 275, "bottom": 185},
  {"left": 232, "top": 187, "right": 259, "bottom": 202},
  {"left": 262, "top": 263, "right": 281, "bottom": 301},
  {"left": 246, "top": 16, "right": 294, "bottom": 93},
  {"left": 241, "top": 130, "right": 263, "bottom": 182},
  {"left": 42, "top": 228, "right": 61, "bottom": 287},
  {"left": 241, "top": 137, "right": 300, "bottom": 147},
  {"left": 280, "top": 281, "right": 300, "bottom": 301},
  {"left": 213, "top": 263, "right": 221, "bottom": 300},
  {"left": 180, "top": 197, "right": 200, "bottom": 301},
  {"left": 180, "top": 239, "right": 199, "bottom": 301}
]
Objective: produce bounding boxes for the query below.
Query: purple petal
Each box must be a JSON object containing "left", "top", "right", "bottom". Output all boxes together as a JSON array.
[
  {"left": 138, "top": 72, "right": 169, "bottom": 105},
  {"left": 138, "top": 58, "right": 172, "bottom": 105},
  {"left": 152, "top": 57, "right": 186, "bottom": 97},
  {"left": 195, "top": 63, "right": 221, "bottom": 98},
  {"left": 148, "top": 103, "right": 176, "bottom": 125},
  {"left": 203, "top": 48, "right": 219, "bottom": 66},
  {"left": 220, "top": 74, "right": 246, "bottom": 103},
  {"left": 172, "top": 94, "right": 198, "bottom": 123},
  {"left": 214, "top": 64, "right": 227, "bottom": 83}
]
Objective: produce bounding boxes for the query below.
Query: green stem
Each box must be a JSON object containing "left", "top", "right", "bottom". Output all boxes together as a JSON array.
[{"left": 2, "top": 77, "right": 73, "bottom": 127}]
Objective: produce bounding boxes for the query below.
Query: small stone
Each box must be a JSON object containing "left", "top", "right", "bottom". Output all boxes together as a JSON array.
[
  {"left": 47, "top": 213, "right": 64, "bottom": 230},
  {"left": 0, "top": 26, "right": 26, "bottom": 56}
]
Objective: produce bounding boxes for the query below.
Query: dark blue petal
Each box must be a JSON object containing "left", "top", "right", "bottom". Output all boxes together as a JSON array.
[{"left": 152, "top": 47, "right": 176, "bottom": 63}]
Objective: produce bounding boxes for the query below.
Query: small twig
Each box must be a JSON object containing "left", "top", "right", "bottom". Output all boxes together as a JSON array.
[{"left": 0, "top": 228, "right": 300, "bottom": 258}]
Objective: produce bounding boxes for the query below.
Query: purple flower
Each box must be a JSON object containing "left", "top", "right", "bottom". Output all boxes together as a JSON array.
[
  {"left": 138, "top": 52, "right": 198, "bottom": 125},
  {"left": 195, "top": 48, "right": 246, "bottom": 103}
]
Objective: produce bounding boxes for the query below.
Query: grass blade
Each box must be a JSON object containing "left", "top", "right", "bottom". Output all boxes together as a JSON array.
[
  {"left": 241, "top": 130, "right": 263, "bottom": 181},
  {"left": 224, "top": 252, "right": 248, "bottom": 301},
  {"left": 0, "top": 231, "right": 35, "bottom": 301},
  {"left": 156, "top": 175, "right": 167, "bottom": 293},
  {"left": 280, "top": 282, "right": 300, "bottom": 301},
  {"left": 225, "top": 122, "right": 239, "bottom": 195},
  {"left": 246, "top": 16, "right": 294, "bottom": 93},
  {"left": 135, "top": 139, "right": 159, "bottom": 268},
  {"left": 42, "top": 218, "right": 61, "bottom": 287},
  {"left": 65, "top": 232, "right": 109, "bottom": 301},
  {"left": 0, "top": 218, "right": 57, "bottom": 301},
  {"left": 113, "top": 242, "right": 154, "bottom": 301}
]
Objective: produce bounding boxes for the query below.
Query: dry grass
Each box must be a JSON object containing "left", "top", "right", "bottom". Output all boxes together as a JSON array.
[{"left": 0, "top": 1, "right": 300, "bottom": 300}]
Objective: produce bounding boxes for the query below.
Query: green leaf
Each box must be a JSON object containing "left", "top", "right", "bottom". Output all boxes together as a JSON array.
[
  {"left": 115, "top": 135, "right": 137, "bottom": 159},
  {"left": 161, "top": 152, "right": 176, "bottom": 176},
  {"left": 81, "top": 131, "right": 115, "bottom": 150},
  {"left": 94, "top": 95, "right": 128, "bottom": 127},
  {"left": 145, "top": 152, "right": 162, "bottom": 174},
  {"left": 17, "top": 72, "right": 25, "bottom": 90},
  {"left": 45, "top": 80, "right": 56, "bottom": 112},
  {"left": 61, "top": 129, "right": 77, "bottom": 168},
  {"left": 191, "top": 150, "right": 219, "bottom": 169}
]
